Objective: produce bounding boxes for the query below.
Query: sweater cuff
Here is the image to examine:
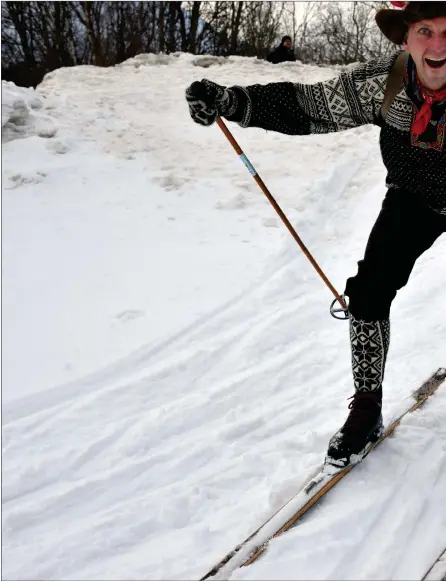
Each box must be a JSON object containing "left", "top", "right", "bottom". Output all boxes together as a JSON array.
[{"left": 223, "top": 86, "right": 252, "bottom": 127}]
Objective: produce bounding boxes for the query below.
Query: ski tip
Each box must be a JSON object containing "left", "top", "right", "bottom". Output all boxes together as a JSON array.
[
  {"left": 412, "top": 367, "right": 446, "bottom": 402},
  {"left": 426, "top": 367, "right": 446, "bottom": 382}
]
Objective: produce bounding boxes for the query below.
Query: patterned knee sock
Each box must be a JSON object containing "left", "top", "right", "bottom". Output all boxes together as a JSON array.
[{"left": 349, "top": 315, "right": 390, "bottom": 392}]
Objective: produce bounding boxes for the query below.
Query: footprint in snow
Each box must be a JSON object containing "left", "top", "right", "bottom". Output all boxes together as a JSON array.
[
  {"left": 115, "top": 309, "right": 145, "bottom": 323},
  {"left": 262, "top": 217, "right": 279, "bottom": 228}
]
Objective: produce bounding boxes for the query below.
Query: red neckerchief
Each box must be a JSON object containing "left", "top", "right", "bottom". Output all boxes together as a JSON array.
[{"left": 412, "top": 76, "right": 446, "bottom": 136}]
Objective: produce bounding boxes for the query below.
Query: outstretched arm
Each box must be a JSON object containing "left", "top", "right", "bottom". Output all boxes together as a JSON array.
[
  {"left": 224, "top": 63, "right": 379, "bottom": 135},
  {"left": 185, "top": 54, "right": 399, "bottom": 136}
]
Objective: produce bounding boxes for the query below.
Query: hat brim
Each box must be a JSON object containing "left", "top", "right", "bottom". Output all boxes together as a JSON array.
[{"left": 375, "top": 9, "right": 407, "bottom": 45}]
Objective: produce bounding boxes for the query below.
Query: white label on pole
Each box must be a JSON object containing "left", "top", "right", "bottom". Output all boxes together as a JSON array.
[{"left": 239, "top": 153, "right": 257, "bottom": 177}]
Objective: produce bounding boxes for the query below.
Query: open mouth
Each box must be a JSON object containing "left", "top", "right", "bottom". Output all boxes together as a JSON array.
[{"left": 425, "top": 57, "right": 446, "bottom": 69}]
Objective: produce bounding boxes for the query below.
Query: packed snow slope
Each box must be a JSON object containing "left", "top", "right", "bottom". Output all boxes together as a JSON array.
[{"left": 2, "top": 52, "right": 446, "bottom": 581}]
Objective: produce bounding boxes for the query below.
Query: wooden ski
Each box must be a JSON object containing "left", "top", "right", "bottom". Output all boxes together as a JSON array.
[{"left": 200, "top": 367, "right": 446, "bottom": 580}]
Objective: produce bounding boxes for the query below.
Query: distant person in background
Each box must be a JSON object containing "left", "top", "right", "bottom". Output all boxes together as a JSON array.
[{"left": 266, "top": 35, "right": 296, "bottom": 64}]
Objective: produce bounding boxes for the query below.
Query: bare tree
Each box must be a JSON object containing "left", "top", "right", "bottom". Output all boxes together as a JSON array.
[
  {"left": 290, "top": 2, "right": 319, "bottom": 62},
  {"left": 2, "top": 1, "right": 77, "bottom": 86},
  {"left": 166, "top": 2, "right": 178, "bottom": 53},
  {"left": 29, "top": 2, "right": 79, "bottom": 68},
  {"left": 281, "top": 2, "right": 298, "bottom": 47},
  {"left": 293, "top": 1, "right": 394, "bottom": 65},
  {"left": 200, "top": 2, "right": 245, "bottom": 56},
  {"left": 188, "top": 1, "right": 201, "bottom": 53},
  {"left": 240, "top": 1, "right": 285, "bottom": 58},
  {"left": 70, "top": 1, "right": 106, "bottom": 65},
  {"left": 230, "top": 1, "right": 243, "bottom": 54},
  {"left": 158, "top": 1, "right": 165, "bottom": 52},
  {"left": 2, "top": 2, "right": 37, "bottom": 65}
]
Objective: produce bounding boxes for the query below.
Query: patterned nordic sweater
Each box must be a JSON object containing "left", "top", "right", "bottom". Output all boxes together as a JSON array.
[{"left": 224, "top": 52, "right": 446, "bottom": 215}]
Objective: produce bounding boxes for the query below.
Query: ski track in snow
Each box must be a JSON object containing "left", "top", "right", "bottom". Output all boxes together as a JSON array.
[
  {"left": 2, "top": 53, "right": 446, "bottom": 580},
  {"left": 424, "top": 549, "right": 446, "bottom": 581}
]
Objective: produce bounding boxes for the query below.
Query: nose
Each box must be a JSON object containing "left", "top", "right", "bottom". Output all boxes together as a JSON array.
[{"left": 428, "top": 33, "right": 446, "bottom": 54}]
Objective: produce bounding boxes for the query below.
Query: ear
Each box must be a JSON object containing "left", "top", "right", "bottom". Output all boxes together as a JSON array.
[{"left": 402, "top": 32, "right": 409, "bottom": 49}]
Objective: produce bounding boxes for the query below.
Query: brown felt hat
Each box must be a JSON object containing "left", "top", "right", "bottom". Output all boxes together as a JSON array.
[{"left": 376, "top": 2, "right": 446, "bottom": 45}]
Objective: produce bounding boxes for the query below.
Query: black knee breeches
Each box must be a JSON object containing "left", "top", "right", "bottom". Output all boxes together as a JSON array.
[{"left": 345, "top": 188, "right": 445, "bottom": 321}]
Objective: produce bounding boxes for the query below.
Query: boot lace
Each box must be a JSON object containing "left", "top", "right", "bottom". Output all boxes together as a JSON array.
[{"left": 343, "top": 391, "right": 381, "bottom": 433}]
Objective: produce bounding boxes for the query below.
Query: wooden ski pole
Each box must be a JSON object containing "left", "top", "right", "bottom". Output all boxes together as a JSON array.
[{"left": 216, "top": 117, "right": 347, "bottom": 313}]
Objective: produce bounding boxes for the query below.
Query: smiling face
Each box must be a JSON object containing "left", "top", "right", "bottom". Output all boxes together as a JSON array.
[{"left": 403, "top": 16, "right": 446, "bottom": 90}]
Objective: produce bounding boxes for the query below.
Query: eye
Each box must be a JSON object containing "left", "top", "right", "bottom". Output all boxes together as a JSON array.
[{"left": 418, "top": 27, "right": 431, "bottom": 36}]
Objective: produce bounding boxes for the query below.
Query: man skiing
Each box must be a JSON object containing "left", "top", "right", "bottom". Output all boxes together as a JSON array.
[{"left": 185, "top": 2, "right": 446, "bottom": 468}]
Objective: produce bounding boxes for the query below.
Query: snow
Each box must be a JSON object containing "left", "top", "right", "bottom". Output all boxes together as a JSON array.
[{"left": 2, "top": 53, "right": 445, "bottom": 581}]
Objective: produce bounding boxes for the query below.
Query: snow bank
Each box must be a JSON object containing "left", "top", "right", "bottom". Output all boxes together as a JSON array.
[{"left": 2, "top": 81, "right": 57, "bottom": 142}]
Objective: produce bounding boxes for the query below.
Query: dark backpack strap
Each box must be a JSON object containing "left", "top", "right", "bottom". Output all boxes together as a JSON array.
[{"left": 381, "top": 51, "right": 408, "bottom": 120}]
